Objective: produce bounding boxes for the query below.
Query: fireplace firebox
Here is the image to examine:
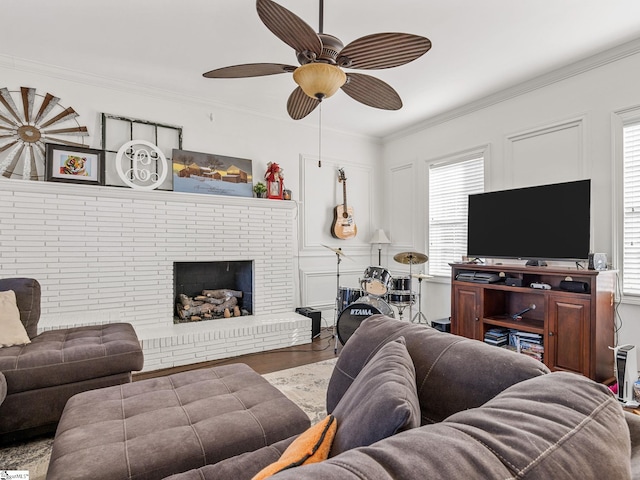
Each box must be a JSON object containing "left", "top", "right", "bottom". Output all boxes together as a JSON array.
[{"left": 174, "top": 261, "right": 253, "bottom": 323}]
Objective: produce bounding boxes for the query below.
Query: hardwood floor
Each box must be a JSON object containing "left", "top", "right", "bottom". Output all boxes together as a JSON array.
[{"left": 134, "top": 327, "right": 340, "bottom": 381}]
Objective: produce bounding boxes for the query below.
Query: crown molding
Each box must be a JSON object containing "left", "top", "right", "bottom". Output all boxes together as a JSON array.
[{"left": 384, "top": 36, "right": 640, "bottom": 142}]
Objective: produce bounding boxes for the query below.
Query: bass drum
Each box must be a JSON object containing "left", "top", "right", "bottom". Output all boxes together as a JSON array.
[{"left": 337, "top": 296, "right": 394, "bottom": 345}]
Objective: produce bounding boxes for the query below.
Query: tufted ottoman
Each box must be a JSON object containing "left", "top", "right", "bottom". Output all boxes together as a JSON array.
[{"left": 47, "top": 363, "right": 311, "bottom": 480}]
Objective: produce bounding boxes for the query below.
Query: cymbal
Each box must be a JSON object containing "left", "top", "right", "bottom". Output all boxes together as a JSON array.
[
  {"left": 321, "top": 244, "right": 349, "bottom": 257},
  {"left": 394, "top": 251, "right": 428, "bottom": 265},
  {"left": 411, "top": 273, "right": 433, "bottom": 279}
]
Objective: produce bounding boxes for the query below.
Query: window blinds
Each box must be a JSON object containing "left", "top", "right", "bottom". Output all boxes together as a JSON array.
[
  {"left": 623, "top": 122, "right": 640, "bottom": 295},
  {"left": 428, "top": 157, "right": 484, "bottom": 277}
]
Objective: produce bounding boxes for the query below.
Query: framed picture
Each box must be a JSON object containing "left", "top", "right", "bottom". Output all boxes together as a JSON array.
[
  {"left": 172, "top": 149, "right": 253, "bottom": 197},
  {"left": 45, "top": 143, "right": 105, "bottom": 185}
]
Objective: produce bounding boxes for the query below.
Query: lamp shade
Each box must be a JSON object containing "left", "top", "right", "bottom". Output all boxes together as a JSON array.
[
  {"left": 293, "top": 63, "right": 347, "bottom": 100},
  {"left": 369, "top": 229, "right": 391, "bottom": 245}
]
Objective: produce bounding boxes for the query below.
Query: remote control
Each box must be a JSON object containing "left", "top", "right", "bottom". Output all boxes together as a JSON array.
[{"left": 530, "top": 282, "right": 551, "bottom": 290}]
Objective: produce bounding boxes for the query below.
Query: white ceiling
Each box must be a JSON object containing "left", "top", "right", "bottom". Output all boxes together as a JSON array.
[{"left": 3, "top": 0, "right": 640, "bottom": 139}]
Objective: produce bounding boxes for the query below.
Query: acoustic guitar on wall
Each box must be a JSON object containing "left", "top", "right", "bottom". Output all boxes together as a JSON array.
[{"left": 331, "top": 168, "right": 357, "bottom": 239}]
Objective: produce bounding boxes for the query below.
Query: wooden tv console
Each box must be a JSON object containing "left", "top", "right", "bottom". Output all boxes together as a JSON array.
[{"left": 450, "top": 263, "right": 616, "bottom": 383}]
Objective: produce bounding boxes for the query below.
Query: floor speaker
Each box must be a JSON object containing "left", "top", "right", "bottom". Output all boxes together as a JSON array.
[
  {"left": 431, "top": 317, "right": 451, "bottom": 333},
  {"left": 296, "top": 307, "right": 322, "bottom": 338}
]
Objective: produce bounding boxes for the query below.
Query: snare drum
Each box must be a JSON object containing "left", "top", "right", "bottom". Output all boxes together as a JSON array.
[
  {"left": 337, "top": 286, "right": 364, "bottom": 314},
  {"left": 337, "top": 295, "right": 395, "bottom": 345},
  {"left": 391, "top": 276, "right": 412, "bottom": 292},
  {"left": 362, "top": 266, "right": 392, "bottom": 296}
]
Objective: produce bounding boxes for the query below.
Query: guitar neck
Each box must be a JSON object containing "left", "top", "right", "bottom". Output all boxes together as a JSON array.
[{"left": 342, "top": 179, "right": 348, "bottom": 209}]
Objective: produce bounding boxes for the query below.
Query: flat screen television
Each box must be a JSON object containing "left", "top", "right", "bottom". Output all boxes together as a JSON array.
[{"left": 466, "top": 179, "right": 591, "bottom": 264}]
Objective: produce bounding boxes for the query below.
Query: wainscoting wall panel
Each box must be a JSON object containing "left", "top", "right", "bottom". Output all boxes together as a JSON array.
[
  {"left": 389, "top": 163, "right": 415, "bottom": 250},
  {"left": 299, "top": 154, "right": 374, "bottom": 254},
  {"left": 505, "top": 116, "right": 587, "bottom": 188},
  {"left": 300, "top": 268, "right": 364, "bottom": 310}
]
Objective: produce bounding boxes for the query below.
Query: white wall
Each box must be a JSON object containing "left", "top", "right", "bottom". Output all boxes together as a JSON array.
[{"left": 382, "top": 39, "right": 640, "bottom": 367}]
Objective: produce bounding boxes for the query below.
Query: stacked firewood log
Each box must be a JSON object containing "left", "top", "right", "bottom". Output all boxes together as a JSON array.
[{"left": 176, "top": 289, "right": 248, "bottom": 322}]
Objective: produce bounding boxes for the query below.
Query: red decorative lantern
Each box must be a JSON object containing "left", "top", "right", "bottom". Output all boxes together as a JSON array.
[{"left": 264, "top": 162, "right": 284, "bottom": 199}]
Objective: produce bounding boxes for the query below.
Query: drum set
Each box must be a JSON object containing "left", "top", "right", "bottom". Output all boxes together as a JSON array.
[{"left": 326, "top": 246, "right": 429, "bottom": 347}]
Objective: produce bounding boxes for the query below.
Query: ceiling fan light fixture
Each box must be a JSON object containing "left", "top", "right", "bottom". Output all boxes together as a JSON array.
[
  {"left": 293, "top": 63, "right": 346, "bottom": 100},
  {"left": 205, "top": 0, "right": 432, "bottom": 120}
]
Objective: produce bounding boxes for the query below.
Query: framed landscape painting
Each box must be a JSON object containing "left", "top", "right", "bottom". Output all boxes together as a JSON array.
[{"left": 172, "top": 149, "right": 253, "bottom": 197}]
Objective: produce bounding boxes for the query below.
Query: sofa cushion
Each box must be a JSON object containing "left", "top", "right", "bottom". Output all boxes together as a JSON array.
[
  {"left": 47, "top": 364, "right": 311, "bottom": 480},
  {"left": 329, "top": 336, "right": 420, "bottom": 456},
  {"left": 441, "top": 371, "right": 631, "bottom": 478},
  {"left": 252, "top": 415, "right": 337, "bottom": 479},
  {"left": 0, "top": 372, "right": 135, "bottom": 440},
  {"left": 626, "top": 411, "right": 640, "bottom": 478},
  {"left": 0, "top": 290, "right": 31, "bottom": 347},
  {"left": 327, "top": 314, "right": 549, "bottom": 425},
  {"left": 0, "top": 322, "right": 144, "bottom": 394},
  {"left": 163, "top": 437, "right": 297, "bottom": 480},
  {"left": 0, "top": 278, "right": 41, "bottom": 339},
  {"left": 0, "top": 372, "right": 5, "bottom": 405},
  {"left": 269, "top": 372, "right": 631, "bottom": 480}
]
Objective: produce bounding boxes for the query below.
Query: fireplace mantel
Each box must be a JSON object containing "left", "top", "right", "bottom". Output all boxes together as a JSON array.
[
  {"left": 0, "top": 177, "right": 299, "bottom": 209},
  {"left": 0, "top": 179, "right": 310, "bottom": 371}
]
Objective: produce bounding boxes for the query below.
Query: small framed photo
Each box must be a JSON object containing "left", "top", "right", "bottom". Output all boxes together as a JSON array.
[{"left": 45, "top": 143, "right": 105, "bottom": 185}]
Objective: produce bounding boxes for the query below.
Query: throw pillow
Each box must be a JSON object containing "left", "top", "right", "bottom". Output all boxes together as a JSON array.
[
  {"left": 0, "top": 290, "right": 31, "bottom": 347},
  {"left": 251, "top": 414, "right": 337, "bottom": 480},
  {"left": 329, "top": 336, "right": 420, "bottom": 456}
]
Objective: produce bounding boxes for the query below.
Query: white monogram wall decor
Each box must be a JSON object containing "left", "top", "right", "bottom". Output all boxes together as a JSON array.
[
  {"left": 115, "top": 140, "right": 169, "bottom": 190},
  {"left": 101, "top": 113, "right": 182, "bottom": 190}
]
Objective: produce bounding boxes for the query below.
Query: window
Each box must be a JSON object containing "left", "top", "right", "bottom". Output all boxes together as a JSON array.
[
  {"left": 623, "top": 121, "right": 640, "bottom": 296},
  {"left": 428, "top": 154, "right": 484, "bottom": 277}
]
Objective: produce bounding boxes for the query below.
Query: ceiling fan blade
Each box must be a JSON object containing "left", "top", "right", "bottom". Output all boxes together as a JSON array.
[
  {"left": 287, "top": 87, "right": 320, "bottom": 120},
  {"left": 339, "top": 33, "right": 431, "bottom": 70},
  {"left": 341, "top": 73, "right": 402, "bottom": 110},
  {"left": 257, "top": 0, "right": 322, "bottom": 57},
  {"left": 203, "top": 63, "right": 296, "bottom": 78}
]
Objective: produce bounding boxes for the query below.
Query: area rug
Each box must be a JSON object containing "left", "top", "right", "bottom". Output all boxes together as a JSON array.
[
  {"left": 0, "top": 435, "right": 52, "bottom": 480},
  {"left": 262, "top": 358, "right": 337, "bottom": 424},
  {"left": 0, "top": 358, "right": 337, "bottom": 478}
]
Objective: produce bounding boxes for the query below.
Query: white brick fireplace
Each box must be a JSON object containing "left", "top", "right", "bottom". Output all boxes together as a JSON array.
[{"left": 0, "top": 180, "right": 310, "bottom": 371}]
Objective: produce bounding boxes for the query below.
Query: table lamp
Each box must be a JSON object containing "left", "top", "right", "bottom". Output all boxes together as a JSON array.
[{"left": 369, "top": 229, "right": 391, "bottom": 265}]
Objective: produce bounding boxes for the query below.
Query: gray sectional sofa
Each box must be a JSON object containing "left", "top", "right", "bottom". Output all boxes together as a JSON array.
[
  {"left": 166, "top": 314, "right": 639, "bottom": 480},
  {"left": 0, "top": 278, "right": 144, "bottom": 442}
]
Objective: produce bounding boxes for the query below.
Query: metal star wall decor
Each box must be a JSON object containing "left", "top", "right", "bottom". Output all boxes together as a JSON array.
[{"left": 0, "top": 87, "right": 89, "bottom": 180}]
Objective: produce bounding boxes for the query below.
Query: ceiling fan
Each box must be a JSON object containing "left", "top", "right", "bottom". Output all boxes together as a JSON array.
[{"left": 203, "top": 0, "right": 432, "bottom": 120}]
